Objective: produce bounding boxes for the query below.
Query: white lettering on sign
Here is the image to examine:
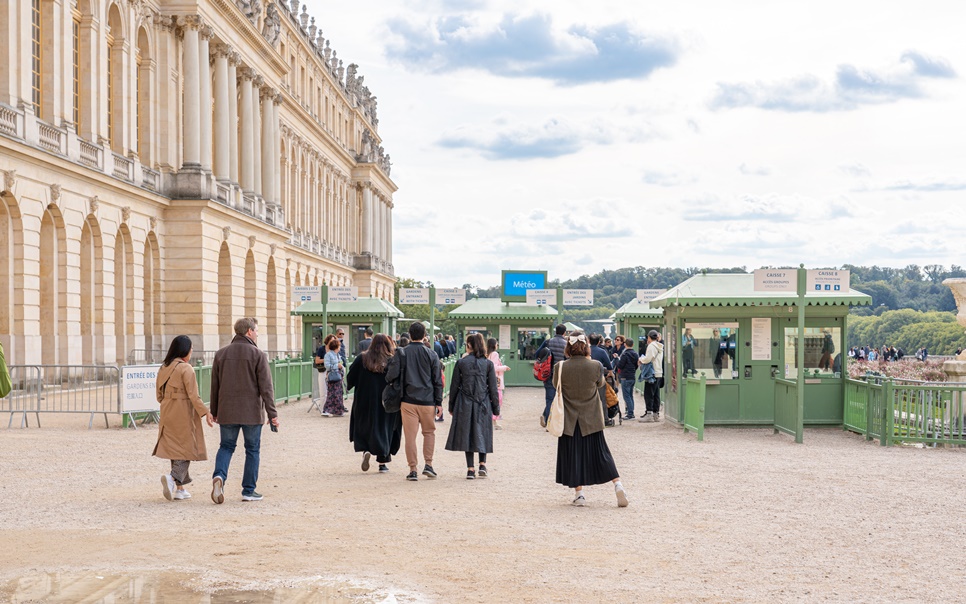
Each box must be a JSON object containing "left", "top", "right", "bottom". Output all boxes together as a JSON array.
[
  {"left": 526, "top": 289, "right": 556, "bottom": 306},
  {"left": 563, "top": 289, "right": 594, "bottom": 306},
  {"left": 753, "top": 269, "right": 797, "bottom": 292},
  {"left": 512, "top": 280, "right": 537, "bottom": 289}
]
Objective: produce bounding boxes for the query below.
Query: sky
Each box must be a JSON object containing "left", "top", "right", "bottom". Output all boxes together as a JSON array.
[{"left": 306, "top": 0, "right": 966, "bottom": 289}]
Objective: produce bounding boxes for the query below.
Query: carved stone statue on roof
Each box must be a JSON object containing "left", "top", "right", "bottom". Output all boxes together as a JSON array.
[{"left": 262, "top": 2, "right": 280, "bottom": 46}]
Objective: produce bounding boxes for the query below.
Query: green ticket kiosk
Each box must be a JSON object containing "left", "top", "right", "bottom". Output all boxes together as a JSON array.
[
  {"left": 612, "top": 299, "right": 664, "bottom": 343},
  {"left": 291, "top": 297, "right": 404, "bottom": 360},
  {"left": 649, "top": 273, "right": 871, "bottom": 425},
  {"left": 449, "top": 298, "right": 558, "bottom": 387}
]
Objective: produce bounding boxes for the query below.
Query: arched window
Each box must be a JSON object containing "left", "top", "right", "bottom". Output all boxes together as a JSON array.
[{"left": 218, "top": 242, "right": 233, "bottom": 348}]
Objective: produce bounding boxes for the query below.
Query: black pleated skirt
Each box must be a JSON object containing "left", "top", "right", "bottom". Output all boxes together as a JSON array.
[{"left": 555, "top": 422, "right": 620, "bottom": 488}]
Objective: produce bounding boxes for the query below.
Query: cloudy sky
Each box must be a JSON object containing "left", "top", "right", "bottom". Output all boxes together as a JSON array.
[{"left": 308, "top": 0, "right": 965, "bottom": 289}]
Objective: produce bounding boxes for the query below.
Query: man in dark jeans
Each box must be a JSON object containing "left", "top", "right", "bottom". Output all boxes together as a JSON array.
[
  {"left": 538, "top": 324, "right": 569, "bottom": 427},
  {"left": 614, "top": 339, "right": 639, "bottom": 420}
]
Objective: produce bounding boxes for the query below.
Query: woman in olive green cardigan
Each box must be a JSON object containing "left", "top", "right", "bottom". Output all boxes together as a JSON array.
[{"left": 553, "top": 333, "right": 629, "bottom": 508}]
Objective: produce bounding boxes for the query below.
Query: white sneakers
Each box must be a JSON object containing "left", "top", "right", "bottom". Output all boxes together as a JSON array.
[
  {"left": 173, "top": 489, "right": 191, "bottom": 500},
  {"left": 572, "top": 494, "right": 587, "bottom": 507},
  {"left": 161, "top": 474, "right": 176, "bottom": 501},
  {"left": 615, "top": 484, "right": 629, "bottom": 508},
  {"left": 211, "top": 476, "right": 225, "bottom": 504}
]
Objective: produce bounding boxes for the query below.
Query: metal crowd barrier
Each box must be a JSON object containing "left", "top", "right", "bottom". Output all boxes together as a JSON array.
[{"left": 1, "top": 365, "right": 120, "bottom": 429}]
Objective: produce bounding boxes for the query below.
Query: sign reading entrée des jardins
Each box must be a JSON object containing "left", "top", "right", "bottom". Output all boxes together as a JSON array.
[{"left": 501, "top": 270, "right": 548, "bottom": 302}]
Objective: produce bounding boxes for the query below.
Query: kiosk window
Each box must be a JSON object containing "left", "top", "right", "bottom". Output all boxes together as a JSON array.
[
  {"left": 685, "top": 323, "right": 739, "bottom": 380},
  {"left": 784, "top": 327, "right": 842, "bottom": 377},
  {"left": 518, "top": 328, "right": 550, "bottom": 360}
]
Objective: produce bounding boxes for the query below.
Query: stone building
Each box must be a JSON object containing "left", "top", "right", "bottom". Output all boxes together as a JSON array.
[{"left": 0, "top": 0, "right": 396, "bottom": 366}]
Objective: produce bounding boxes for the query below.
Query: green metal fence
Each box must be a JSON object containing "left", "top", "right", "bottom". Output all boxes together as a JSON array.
[
  {"left": 773, "top": 378, "right": 802, "bottom": 443},
  {"left": 844, "top": 378, "right": 966, "bottom": 446},
  {"left": 193, "top": 359, "right": 314, "bottom": 405},
  {"left": 442, "top": 358, "right": 456, "bottom": 398},
  {"left": 682, "top": 375, "right": 706, "bottom": 441}
]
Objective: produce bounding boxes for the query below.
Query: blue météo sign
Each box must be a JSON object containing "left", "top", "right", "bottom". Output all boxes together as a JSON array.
[{"left": 501, "top": 270, "right": 548, "bottom": 301}]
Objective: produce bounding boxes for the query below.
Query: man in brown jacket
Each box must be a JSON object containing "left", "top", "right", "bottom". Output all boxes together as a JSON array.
[{"left": 210, "top": 317, "right": 278, "bottom": 503}]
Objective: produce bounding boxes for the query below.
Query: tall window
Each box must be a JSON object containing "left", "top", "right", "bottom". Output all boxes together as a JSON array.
[
  {"left": 30, "top": 0, "right": 42, "bottom": 116},
  {"left": 106, "top": 26, "right": 114, "bottom": 146},
  {"left": 72, "top": 13, "right": 81, "bottom": 131},
  {"left": 135, "top": 46, "right": 141, "bottom": 158}
]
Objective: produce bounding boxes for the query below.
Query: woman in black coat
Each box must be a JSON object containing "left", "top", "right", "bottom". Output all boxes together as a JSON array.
[
  {"left": 445, "top": 333, "right": 500, "bottom": 479},
  {"left": 346, "top": 334, "right": 402, "bottom": 473}
]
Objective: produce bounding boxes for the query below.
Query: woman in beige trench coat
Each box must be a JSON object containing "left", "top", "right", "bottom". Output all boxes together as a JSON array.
[{"left": 153, "top": 335, "right": 213, "bottom": 501}]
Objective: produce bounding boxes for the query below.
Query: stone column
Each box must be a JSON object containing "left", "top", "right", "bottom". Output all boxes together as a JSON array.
[
  {"left": 260, "top": 87, "right": 275, "bottom": 204},
  {"left": 387, "top": 200, "right": 393, "bottom": 265},
  {"left": 212, "top": 45, "right": 231, "bottom": 181},
  {"left": 198, "top": 26, "right": 213, "bottom": 171},
  {"left": 252, "top": 76, "right": 264, "bottom": 197},
  {"left": 273, "top": 95, "right": 281, "bottom": 205},
  {"left": 360, "top": 184, "right": 372, "bottom": 255},
  {"left": 181, "top": 17, "right": 201, "bottom": 169},
  {"left": 238, "top": 68, "right": 254, "bottom": 193},
  {"left": 227, "top": 53, "right": 240, "bottom": 184}
]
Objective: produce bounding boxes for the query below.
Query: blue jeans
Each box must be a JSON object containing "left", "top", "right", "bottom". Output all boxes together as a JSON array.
[
  {"left": 213, "top": 424, "right": 262, "bottom": 496},
  {"left": 543, "top": 379, "right": 556, "bottom": 420},
  {"left": 620, "top": 379, "right": 636, "bottom": 417}
]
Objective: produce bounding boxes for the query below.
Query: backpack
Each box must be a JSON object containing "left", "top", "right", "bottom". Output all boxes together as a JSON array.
[{"left": 533, "top": 349, "right": 553, "bottom": 382}]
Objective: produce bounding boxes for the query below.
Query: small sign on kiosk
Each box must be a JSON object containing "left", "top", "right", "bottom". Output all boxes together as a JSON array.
[{"left": 526, "top": 289, "right": 556, "bottom": 306}]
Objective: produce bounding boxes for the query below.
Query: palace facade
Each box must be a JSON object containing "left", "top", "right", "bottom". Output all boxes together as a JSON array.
[{"left": 0, "top": 0, "right": 396, "bottom": 365}]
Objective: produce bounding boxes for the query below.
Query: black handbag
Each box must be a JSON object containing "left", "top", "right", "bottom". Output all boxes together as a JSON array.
[{"left": 382, "top": 349, "right": 406, "bottom": 413}]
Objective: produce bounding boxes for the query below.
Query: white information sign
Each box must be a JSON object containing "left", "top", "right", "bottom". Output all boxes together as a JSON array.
[
  {"left": 753, "top": 269, "right": 797, "bottom": 293},
  {"left": 292, "top": 285, "right": 322, "bottom": 303},
  {"left": 526, "top": 289, "right": 556, "bottom": 306},
  {"left": 121, "top": 364, "right": 162, "bottom": 413},
  {"left": 499, "top": 324, "right": 511, "bottom": 350},
  {"left": 437, "top": 288, "right": 467, "bottom": 305},
  {"left": 751, "top": 317, "right": 772, "bottom": 361},
  {"left": 399, "top": 288, "right": 430, "bottom": 304},
  {"left": 563, "top": 289, "right": 594, "bottom": 306},
  {"left": 807, "top": 269, "right": 849, "bottom": 293},
  {"left": 328, "top": 286, "right": 358, "bottom": 302},
  {"left": 636, "top": 289, "right": 665, "bottom": 302}
]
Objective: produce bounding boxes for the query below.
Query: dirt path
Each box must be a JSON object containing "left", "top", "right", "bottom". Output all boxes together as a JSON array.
[{"left": 1, "top": 388, "right": 965, "bottom": 602}]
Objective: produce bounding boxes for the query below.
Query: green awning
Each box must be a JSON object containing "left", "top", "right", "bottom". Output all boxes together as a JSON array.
[
  {"left": 449, "top": 298, "right": 558, "bottom": 321},
  {"left": 291, "top": 297, "right": 404, "bottom": 317},
  {"left": 649, "top": 273, "right": 872, "bottom": 308},
  {"left": 612, "top": 299, "right": 664, "bottom": 320}
]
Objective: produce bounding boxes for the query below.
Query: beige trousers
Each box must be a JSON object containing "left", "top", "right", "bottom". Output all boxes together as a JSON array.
[{"left": 400, "top": 402, "right": 437, "bottom": 471}]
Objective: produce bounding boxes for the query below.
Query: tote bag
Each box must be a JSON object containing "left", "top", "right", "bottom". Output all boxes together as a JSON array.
[{"left": 547, "top": 362, "right": 565, "bottom": 438}]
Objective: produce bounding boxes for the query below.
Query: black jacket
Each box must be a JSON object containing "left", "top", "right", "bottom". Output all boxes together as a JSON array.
[
  {"left": 615, "top": 348, "right": 639, "bottom": 380},
  {"left": 386, "top": 344, "right": 443, "bottom": 406},
  {"left": 445, "top": 355, "right": 499, "bottom": 454}
]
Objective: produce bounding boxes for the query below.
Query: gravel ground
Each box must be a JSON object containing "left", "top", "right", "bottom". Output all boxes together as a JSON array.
[{"left": 1, "top": 387, "right": 965, "bottom": 603}]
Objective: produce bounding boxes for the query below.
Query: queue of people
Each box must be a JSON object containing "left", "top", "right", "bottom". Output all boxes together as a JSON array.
[{"left": 153, "top": 319, "right": 633, "bottom": 508}]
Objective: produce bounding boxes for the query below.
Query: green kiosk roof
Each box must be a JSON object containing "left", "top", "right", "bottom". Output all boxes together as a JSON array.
[
  {"left": 290, "top": 297, "right": 404, "bottom": 317},
  {"left": 648, "top": 273, "right": 872, "bottom": 308},
  {"left": 611, "top": 299, "right": 664, "bottom": 320},
  {"left": 449, "top": 298, "right": 558, "bottom": 321}
]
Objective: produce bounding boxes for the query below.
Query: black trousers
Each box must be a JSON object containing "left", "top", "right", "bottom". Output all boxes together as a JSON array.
[{"left": 643, "top": 380, "right": 661, "bottom": 414}]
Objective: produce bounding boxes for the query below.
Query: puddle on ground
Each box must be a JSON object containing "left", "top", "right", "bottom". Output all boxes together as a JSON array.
[{"left": 1, "top": 572, "right": 410, "bottom": 603}]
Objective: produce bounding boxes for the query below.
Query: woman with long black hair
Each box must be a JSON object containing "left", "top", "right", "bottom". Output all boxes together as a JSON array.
[
  {"left": 346, "top": 334, "right": 402, "bottom": 473},
  {"left": 445, "top": 333, "right": 500, "bottom": 479},
  {"left": 153, "top": 336, "right": 213, "bottom": 501}
]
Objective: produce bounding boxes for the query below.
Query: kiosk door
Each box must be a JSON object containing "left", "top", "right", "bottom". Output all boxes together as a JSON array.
[
  {"left": 741, "top": 317, "right": 779, "bottom": 422},
  {"left": 504, "top": 327, "right": 550, "bottom": 386}
]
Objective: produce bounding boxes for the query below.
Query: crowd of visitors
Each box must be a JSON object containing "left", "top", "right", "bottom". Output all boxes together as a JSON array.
[{"left": 152, "top": 318, "right": 643, "bottom": 508}]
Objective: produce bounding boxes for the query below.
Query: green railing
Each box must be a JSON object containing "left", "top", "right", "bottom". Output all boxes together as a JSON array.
[
  {"left": 682, "top": 374, "right": 706, "bottom": 441},
  {"left": 442, "top": 358, "right": 456, "bottom": 399},
  {"left": 773, "top": 378, "right": 802, "bottom": 443},
  {"left": 845, "top": 378, "right": 966, "bottom": 446},
  {"left": 193, "top": 359, "right": 314, "bottom": 405}
]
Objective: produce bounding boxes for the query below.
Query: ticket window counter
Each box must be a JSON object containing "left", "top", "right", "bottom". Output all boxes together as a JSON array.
[
  {"left": 781, "top": 322, "right": 845, "bottom": 424},
  {"left": 461, "top": 326, "right": 552, "bottom": 386}
]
